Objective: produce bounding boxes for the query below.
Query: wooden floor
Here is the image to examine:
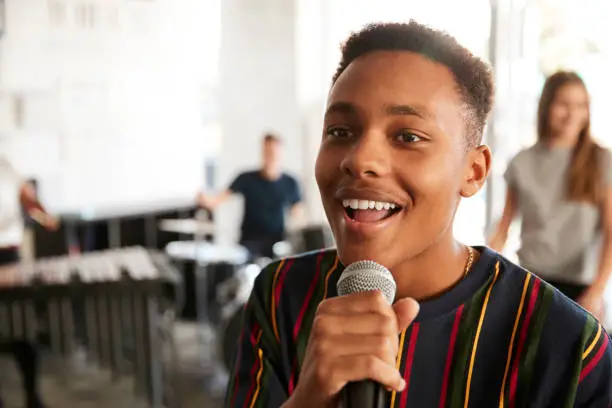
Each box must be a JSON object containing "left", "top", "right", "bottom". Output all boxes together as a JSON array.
[{"left": 0, "top": 323, "right": 225, "bottom": 408}]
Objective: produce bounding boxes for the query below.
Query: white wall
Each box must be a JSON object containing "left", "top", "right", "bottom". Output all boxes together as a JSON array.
[
  {"left": 0, "top": 0, "right": 221, "bottom": 212},
  {"left": 0, "top": 0, "right": 499, "bottom": 247}
]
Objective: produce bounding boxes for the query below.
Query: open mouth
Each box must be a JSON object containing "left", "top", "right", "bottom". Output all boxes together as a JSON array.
[{"left": 342, "top": 199, "right": 402, "bottom": 223}]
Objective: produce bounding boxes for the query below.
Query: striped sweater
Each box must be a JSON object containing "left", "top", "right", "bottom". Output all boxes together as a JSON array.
[{"left": 225, "top": 247, "right": 612, "bottom": 407}]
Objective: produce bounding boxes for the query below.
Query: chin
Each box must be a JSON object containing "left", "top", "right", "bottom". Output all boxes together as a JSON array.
[
  {"left": 330, "top": 223, "right": 401, "bottom": 269},
  {"left": 336, "top": 239, "right": 397, "bottom": 268}
]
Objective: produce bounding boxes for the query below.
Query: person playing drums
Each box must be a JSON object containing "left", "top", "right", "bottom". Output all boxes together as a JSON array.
[{"left": 198, "top": 134, "right": 303, "bottom": 260}]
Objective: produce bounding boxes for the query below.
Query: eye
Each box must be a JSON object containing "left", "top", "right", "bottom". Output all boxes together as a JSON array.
[
  {"left": 395, "top": 130, "right": 423, "bottom": 144},
  {"left": 325, "top": 126, "right": 354, "bottom": 139}
]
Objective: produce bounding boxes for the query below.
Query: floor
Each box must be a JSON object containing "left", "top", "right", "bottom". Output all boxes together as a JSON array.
[{"left": 0, "top": 323, "right": 225, "bottom": 408}]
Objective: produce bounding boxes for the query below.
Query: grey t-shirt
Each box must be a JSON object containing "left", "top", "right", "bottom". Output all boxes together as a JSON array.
[{"left": 505, "top": 143, "right": 612, "bottom": 285}]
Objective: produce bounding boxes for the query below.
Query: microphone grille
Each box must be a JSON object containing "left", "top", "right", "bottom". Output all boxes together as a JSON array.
[{"left": 336, "top": 260, "right": 396, "bottom": 304}]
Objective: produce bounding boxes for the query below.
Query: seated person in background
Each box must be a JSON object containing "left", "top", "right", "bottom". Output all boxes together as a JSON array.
[
  {"left": 225, "top": 22, "right": 612, "bottom": 408},
  {"left": 198, "top": 134, "right": 303, "bottom": 260},
  {"left": 0, "top": 155, "right": 58, "bottom": 408}
]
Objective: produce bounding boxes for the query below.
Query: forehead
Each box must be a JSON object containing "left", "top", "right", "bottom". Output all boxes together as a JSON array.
[
  {"left": 328, "top": 51, "right": 463, "bottom": 120},
  {"left": 263, "top": 139, "right": 281, "bottom": 149},
  {"left": 554, "top": 83, "right": 588, "bottom": 102}
]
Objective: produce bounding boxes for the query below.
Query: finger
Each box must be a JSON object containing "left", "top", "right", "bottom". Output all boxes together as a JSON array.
[
  {"left": 314, "top": 334, "right": 398, "bottom": 365},
  {"left": 393, "top": 298, "right": 420, "bottom": 332},
  {"left": 318, "top": 291, "right": 393, "bottom": 316},
  {"left": 330, "top": 355, "right": 406, "bottom": 393},
  {"left": 312, "top": 312, "right": 398, "bottom": 337}
]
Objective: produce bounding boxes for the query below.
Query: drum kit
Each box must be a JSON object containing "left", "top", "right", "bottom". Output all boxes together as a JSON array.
[
  {"left": 215, "top": 225, "right": 333, "bottom": 370},
  {"left": 160, "top": 217, "right": 333, "bottom": 373}
]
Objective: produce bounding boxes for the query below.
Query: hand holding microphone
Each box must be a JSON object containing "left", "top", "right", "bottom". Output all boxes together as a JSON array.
[{"left": 286, "top": 261, "right": 419, "bottom": 408}]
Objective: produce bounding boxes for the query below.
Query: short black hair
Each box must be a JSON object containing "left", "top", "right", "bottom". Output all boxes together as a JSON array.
[{"left": 332, "top": 21, "right": 494, "bottom": 147}]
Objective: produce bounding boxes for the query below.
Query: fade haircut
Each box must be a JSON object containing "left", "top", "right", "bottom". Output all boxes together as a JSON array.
[{"left": 332, "top": 21, "right": 495, "bottom": 147}]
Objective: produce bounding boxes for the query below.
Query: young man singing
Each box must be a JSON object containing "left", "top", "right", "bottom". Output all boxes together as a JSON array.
[{"left": 225, "top": 22, "right": 612, "bottom": 407}]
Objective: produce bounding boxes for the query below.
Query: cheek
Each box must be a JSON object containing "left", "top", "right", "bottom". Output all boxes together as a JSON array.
[
  {"left": 402, "top": 154, "right": 463, "bottom": 230},
  {"left": 549, "top": 108, "right": 566, "bottom": 126},
  {"left": 403, "top": 153, "right": 461, "bottom": 200},
  {"left": 315, "top": 149, "right": 336, "bottom": 189},
  {"left": 576, "top": 108, "right": 589, "bottom": 124}
]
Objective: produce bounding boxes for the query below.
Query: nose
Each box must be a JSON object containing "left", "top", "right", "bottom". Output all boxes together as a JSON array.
[{"left": 340, "top": 131, "right": 391, "bottom": 178}]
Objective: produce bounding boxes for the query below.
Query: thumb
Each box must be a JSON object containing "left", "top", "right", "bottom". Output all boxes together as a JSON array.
[{"left": 392, "top": 298, "right": 420, "bottom": 332}]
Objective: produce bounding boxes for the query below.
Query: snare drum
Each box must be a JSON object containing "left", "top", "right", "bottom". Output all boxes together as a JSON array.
[{"left": 164, "top": 241, "right": 249, "bottom": 322}]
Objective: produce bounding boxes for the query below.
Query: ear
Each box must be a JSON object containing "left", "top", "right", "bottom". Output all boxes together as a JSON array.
[{"left": 460, "top": 145, "right": 492, "bottom": 198}]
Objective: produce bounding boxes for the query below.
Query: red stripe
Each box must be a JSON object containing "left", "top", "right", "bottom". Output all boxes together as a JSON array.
[
  {"left": 274, "top": 259, "right": 295, "bottom": 309},
  {"left": 580, "top": 334, "right": 609, "bottom": 382},
  {"left": 508, "top": 278, "right": 541, "bottom": 407},
  {"left": 242, "top": 348, "right": 262, "bottom": 408},
  {"left": 287, "top": 253, "right": 324, "bottom": 392},
  {"left": 399, "top": 323, "right": 420, "bottom": 407},
  {"left": 439, "top": 304, "right": 465, "bottom": 408},
  {"left": 249, "top": 323, "right": 261, "bottom": 346},
  {"left": 243, "top": 327, "right": 263, "bottom": 408},
  {"left": 229, "top": 328, "right": 245, "bottom": 408},
  {"left": 292, "top": 253, "right": 324, "bottom": 340},
  {"left": 288, "top": 358, "right": 298, "bottom": 395}
]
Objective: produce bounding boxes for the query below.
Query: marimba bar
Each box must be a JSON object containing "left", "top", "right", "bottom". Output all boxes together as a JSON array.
[{"left": 0, "top": 247, "right": 181, "bottom": 408}]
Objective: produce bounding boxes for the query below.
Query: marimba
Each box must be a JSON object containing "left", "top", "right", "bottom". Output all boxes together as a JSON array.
[{"left": 0, "top": 247, "right": 181, "bottom": 408}]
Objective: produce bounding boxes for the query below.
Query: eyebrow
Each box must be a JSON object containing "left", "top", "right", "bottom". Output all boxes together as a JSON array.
[
  {"left": 324, "top": 102, "right": 357, "bottom": 117},
  {"left": 384, "top": 103, "right": 434, "bottom": 120},
  {"left": 324, "top": 101, "right": 435, "bottom": 120}
]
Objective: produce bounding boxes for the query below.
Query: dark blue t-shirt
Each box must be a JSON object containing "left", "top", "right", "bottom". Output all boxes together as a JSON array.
[
  {"left": 229, "top": 171, "right": 301, "bottom": 241},
  {"left": 226, "top": 247, "right": 612, "bottom": 407}
]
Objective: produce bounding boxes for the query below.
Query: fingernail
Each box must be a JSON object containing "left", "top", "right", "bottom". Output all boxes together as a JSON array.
[{"left": 398, "top": 379, "right": 406, "bottom": 391}]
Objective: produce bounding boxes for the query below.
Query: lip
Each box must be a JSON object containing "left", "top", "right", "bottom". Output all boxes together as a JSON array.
[
  {"left": 335, "top": 186, "right": 405, "bottom": 206},
  {"left": 340, "top": 203, "right": 403, "bottom": 235}
]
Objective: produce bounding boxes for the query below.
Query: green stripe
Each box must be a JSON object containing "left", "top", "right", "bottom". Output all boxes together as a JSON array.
[
  {"left": 259, "top": 261, "right": 278, "bottom": 311},
  {"left": 516, "top": 280, "right": 554, "bottom": 406},
  {"left": 225, "top": 263, "right": 279, "bottom": 408},
  {"left": 564, "top": 314, "right": 598, "bottom": 408},
  {"left": 255, "top": 357, "right": 272, "bottom": 407},
  {"left": 257, "top": 260, "right": 278, "bottom": 348},
  {"left": 581, "top": 315, "right": 599, "bottom": 366},
  {"left": 225, "top": 262, "right": 278, "bottom": 406},
  {"left": 295, "top": 251, "right": 339, "bottom": 370},
  {"left": 582, "top": 320, "right": 604, "bottom": 367},
  {"left": 447, "top": 263, "right": 499, "bottom": 408},
  {"left": 251, "top": 262, "right": 283, "bottom": 362},
  {"left": 250, "top": 307, "right": 275, "bottom": 360},
  {"left": 504, "top": 274, "right": 535, "bottom": 403}
]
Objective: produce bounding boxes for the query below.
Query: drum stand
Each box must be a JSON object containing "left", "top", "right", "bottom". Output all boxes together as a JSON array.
[
  {"left": 193, "top": 209, "right": 215, "bottom": 358},
  {"left": 192, "top": 210, "right": 229, "bottom": 397}
]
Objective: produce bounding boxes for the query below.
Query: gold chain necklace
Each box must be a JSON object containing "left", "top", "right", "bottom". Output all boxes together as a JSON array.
[{"left": 463, "top": 246, "right": 475, "bottom": 278}]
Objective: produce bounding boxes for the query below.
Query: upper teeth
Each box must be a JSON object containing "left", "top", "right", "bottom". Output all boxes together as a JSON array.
[{"left": 342, "top": 199, "right": 397, "bottom": 211}]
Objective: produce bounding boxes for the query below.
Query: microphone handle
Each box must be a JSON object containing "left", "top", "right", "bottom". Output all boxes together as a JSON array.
[{"left": 341, "top": 380, "right": 386, "bottom": 408}]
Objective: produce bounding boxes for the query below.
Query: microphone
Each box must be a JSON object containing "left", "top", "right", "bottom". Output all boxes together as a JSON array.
[{"left": 336, "top": 260, "right": 397, "bottom": 408}]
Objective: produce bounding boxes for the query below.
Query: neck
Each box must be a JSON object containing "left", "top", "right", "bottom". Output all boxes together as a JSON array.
[
  {"left": 392, "top": 233, "right": 476, "bottom": 301},
  {"left": 261, "top": 166, "right": 280, "bottom": 180},
  {"left": 546, "top": 132, "right": 579, "bottom": 148}
]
